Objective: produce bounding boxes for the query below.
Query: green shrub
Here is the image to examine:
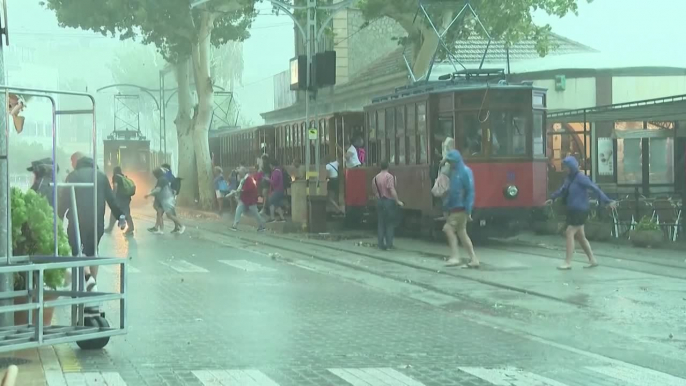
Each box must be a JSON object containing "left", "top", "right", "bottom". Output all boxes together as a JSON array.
[
  {"left": 11, "top": 188, "right": 71, "bottom": 290},
  {"left": 635, "top": 215, "right": 659, "bottom": 231}
]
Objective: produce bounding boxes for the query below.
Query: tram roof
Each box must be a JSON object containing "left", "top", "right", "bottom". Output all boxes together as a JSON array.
[
  {"left": 547, "top": 94, "right": 686, "bottom": 124},
  {"left": 370, "top": 70, "right": 544, "bottom": 105}
]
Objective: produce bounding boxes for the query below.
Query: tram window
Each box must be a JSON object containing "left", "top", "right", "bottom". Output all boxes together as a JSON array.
[
  {"left": 378, "top": 111, "right": 386, "bottom": 163},
  {"left": 407, "top": 105, "right": 417, "bottom": 164},
  {"left": 368, "top": 112, "right": 378, "bottom": 165},
  {"left": 435, "top": 116, "right": 453, "bottom": 161},
  {"left": 490, "top": 111, "right": 527, "bottom": 157},
  {"left": 386, "top": 109, "right": 395, "bottom": 164},
  {"left": 533, "top": 111, "right": 545, "bottom": 156},
  {"left": 396, "top": 106, "right": 406, "bottom": 165},
  {"left": 418, "top": 103, "right": 427, "bottom": 164},
  {"left": 462, "top": 113, "right": 482, "bottom": 156}
]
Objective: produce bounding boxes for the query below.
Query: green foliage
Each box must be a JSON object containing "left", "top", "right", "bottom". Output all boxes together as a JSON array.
[
  {"left": 42, "top": 0, "right": 258, "bottom": 64},
  {"left": 11, "top": 188, "right": 71, "bottom": 290},
  {"left": 635, "top": 216, "right": 659, "bottom": 231},
  {"left": 357, "top": 0, "right": 592, "bottom": 58}
]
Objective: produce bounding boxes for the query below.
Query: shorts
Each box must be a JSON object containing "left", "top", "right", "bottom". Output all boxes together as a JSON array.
[
  {"left": 269, "top": 190, "right": 285, "bottom": 208},
  {"left": 328, "top": 178, "right": 339, "bottom": 196},
  {"left": 446, "top": 211, "right": 469, "bottom": 232},
  {"left": 154, "top": 199, "right": 176, "bottom": 215},
  {"left": 216, "top": 190, "right": 230, "bottom": 199},
  {"left": 566, "top": 210, "right": 588, "bottom": 227}
]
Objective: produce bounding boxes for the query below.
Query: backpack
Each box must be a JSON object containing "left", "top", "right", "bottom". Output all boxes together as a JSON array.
[
  {"left": 431, "top": 174, "right": 449, "bottom": 198},
  {"left": 119, "top": 175, "right": 136, "bottom": 196},
  {"left": 281, "top": 168, "right": 292, "bottom": 190}
]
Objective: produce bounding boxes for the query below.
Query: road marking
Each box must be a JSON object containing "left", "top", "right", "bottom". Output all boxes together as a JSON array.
[
  {"left": 586, "top": 366, "right": 686, "bottom": 386},
  {"left": 219, "top": 260, "right": 276, "bottom": 272},
  {"left": 329, "top": 368, "right": 425, "bottom": 386},
  {"left": 458, "top": 367, "right": 570, "bottom": 386},
  {"left": 53, "top": 344, "right": 81, "bottom": 373},
  {"left": 159, "top": 259, "right": 209, "bottom": 273},
  {"left": 192, "top": 369, "right": 279, "bottom": 385},
  {"left": 127, "top": 265, "right": 141, "bottom": 273},
  {"left": 62, "top": 372, "right": 127, "bottom": 385}
]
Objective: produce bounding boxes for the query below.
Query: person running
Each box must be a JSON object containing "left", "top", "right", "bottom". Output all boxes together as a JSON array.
[
  {"left": 228, "top": 166, "right": 265, "bottom": 232},
  {"left": 443, "top": 150, "right": 479, "bottom": 268},
  {"left": 58, "top": 152, "right": 126, "bottom": 313},
  {"left": 268, "top": 159, "right": 287, "bottom": 222},
  {"left": 372, "top": 161, "right": 403, "bottom": 250},
  {"left": 546, "top": 156, "right": 616, "bottom": 270},
  {"left": 145, "top": 167, "right": 185, "bottom": 234},
  {"left": 105, "top": 166, "right": 135, "bottom": 235}
]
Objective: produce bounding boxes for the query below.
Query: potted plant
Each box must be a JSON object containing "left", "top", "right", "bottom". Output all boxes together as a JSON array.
[
  {"left": 629, "top": 216, "right": 663, "bottom": 248},
  {"left": 531, "top": 205, "right": 564, "bottom": 235},
  {"left": 11, "top": 188, "right": 71, "bottom": 326},
  {"left": 585, "top": 206, "right": 613, "bottom": 241}
]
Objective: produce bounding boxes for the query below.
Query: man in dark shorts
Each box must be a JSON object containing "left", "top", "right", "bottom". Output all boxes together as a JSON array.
[{"left": 547, "top": 156, "right": 616, "bottom": 270}]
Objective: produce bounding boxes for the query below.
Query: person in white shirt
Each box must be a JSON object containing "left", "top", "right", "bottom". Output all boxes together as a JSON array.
[
  {"left": 325, "top": 155, "right": 343, "bottom": 214},
  {"left": 345, "top": 138, "right": 362, "bottom": 168}
]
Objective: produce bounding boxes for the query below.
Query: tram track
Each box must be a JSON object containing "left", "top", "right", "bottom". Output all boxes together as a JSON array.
[{"left": 137, "top": 213, "right": 589, "bottom": 308}]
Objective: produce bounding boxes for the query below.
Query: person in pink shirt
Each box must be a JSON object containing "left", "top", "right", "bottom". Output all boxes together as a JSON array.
[{"left": 372, "top": 161, "right": 404, "bottom": 250}]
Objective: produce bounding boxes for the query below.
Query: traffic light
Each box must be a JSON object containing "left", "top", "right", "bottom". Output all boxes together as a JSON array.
[{"left": 289, "top": 51, "right": 337, "bottom": 91}]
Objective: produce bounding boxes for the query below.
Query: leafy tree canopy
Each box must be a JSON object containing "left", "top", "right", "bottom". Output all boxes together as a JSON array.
[
  {"left": 41, "top": 0, "right": 258, "bottom": 63},
  {"left": 357, "top": 0, "right": 592, "bottom": 57}
]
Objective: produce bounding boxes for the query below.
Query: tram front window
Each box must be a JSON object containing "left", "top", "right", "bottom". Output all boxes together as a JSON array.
[{"left": 490, "top": 111, "right": 527, "bottom": 157}]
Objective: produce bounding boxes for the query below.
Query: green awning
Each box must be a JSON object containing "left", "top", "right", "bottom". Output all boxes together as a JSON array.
[{"left": 547, "top": 94, "right": 686, "bottom": 123}]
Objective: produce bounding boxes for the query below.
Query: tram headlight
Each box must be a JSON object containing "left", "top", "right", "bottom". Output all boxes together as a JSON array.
[{"left": 504, "top": 185, "right": 519, "bottom": 199}]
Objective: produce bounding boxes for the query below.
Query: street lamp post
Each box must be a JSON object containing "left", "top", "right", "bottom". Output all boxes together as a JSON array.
[{"left": 192, "top": 0, "right": 354, "bottom": 191}]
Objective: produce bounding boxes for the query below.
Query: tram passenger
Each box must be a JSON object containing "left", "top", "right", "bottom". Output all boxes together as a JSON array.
[
  {"left": 27, "top": 157, "right": 58, "bottom": 207},
  {"left": 345, "top": 137, "right": 362, "bottom": 168},
  {"left": 546, "top": 156, "right": 616, "bottom": 270},
  {"left": 58, "top": 152, "right": 127, "bottom": 312},
  {"left": 372, "top": 161, "right": 403, "bottom": 250},
  {"left": 325, "top": 154, "right": 344, "bottom": 215},
  {"left": 213, "top": 166, "right": 231, "bottom": 213},
  {"left": 267, "top": 159, "right": 287, "bottom": 222},
  {"left": 443, "top": 150, "right": 479, "bottom": 268},
  {"left": 145, "top": 167, "right": 185, "bottom": 235},
  {"left": 105, "top": 167, "right": 135, "bottom": 236},
  {"left": 228, "top": 166, "right": 266, "bottom": 232}
]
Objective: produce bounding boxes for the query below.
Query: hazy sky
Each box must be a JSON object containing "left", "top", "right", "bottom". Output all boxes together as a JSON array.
[{"left": 6, "top": 0, "right": 685, "bottom": 124}]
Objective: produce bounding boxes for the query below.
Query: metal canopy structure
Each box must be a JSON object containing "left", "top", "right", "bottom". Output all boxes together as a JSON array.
[{"left": 547, "top": 94, "right": 686, "bottom": 124}]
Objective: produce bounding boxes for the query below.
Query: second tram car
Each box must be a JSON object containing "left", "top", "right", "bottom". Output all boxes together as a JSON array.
[{"left": 357, "top": 69, "right": 548, "bottom": 237}]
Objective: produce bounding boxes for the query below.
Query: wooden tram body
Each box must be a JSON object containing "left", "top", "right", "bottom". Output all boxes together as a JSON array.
[
  {"left": 103, "top": 131, "right": 156, "bottom": 202},
  {"left": 357, "top": 70, "right": 548, "bottom": 236},
  {"left": 210, "top": 112, "right": 364, "bottom": 179}
]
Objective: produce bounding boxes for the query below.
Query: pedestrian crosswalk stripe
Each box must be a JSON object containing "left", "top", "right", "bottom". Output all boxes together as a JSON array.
[
  {"left": 329, "top": 368, "right": 425, "bottom": 386},
  {"left": 219, "top": 259, "right": 276, "bottom": 272},
  {"left": 458, "top": 367, "right": 570, "bottom": 386},
  {"left": 159, "top": 259, "right": 209, "bottom": 273},
  {"left": 192, "top": 369, "right": 279, "bottom": 385},
  {"left": 586, "top": 366, "right": 686, "bottom": 386},
  {"left": 62, "top": 372, "right": 127, "bottom": 385}
]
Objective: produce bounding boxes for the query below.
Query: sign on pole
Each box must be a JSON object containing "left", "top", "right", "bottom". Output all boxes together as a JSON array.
[{"left": 308, "top": 128, "right": 318, "bottom": 140}]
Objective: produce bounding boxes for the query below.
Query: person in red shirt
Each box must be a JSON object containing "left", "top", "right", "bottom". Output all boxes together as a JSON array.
[
  {"left": 267, "top": 159, "right": 287, "bottom": 222},
  {"left": 228, "top": 167, "right": 266, "bottom": 232}
]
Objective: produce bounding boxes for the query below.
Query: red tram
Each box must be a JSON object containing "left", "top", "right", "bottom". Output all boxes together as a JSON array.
[
  {"left": 209, "top": 70, "right": 548, "bottom": 237},
  {"left": 354, "top": 69, "right": 548, "bottom": 237}
]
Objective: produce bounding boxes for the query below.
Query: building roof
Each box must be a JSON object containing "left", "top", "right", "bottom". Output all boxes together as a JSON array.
[
  {"left": 547, "top": 94, "right": 686, "bottom": 124},
  {"left": 347, "top": 33, "right": 597, "bottom": 86}
]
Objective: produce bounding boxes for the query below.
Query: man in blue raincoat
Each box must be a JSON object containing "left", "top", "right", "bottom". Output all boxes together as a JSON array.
[
  {"left": 442, "top": 150, "right": 479, "bottom": 268},
  {"left": 547, "top": 156, "right": 616, "bottom": 270}
]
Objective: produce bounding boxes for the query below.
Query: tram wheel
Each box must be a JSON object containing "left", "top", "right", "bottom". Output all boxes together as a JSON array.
[{"left": 76, "top": 316, "right": 110, "bottom": 350}]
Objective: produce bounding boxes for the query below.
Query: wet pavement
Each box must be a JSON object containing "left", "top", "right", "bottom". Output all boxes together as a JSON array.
[{"left": 9, "top": 210, "right": 686, "bottom": 385}]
